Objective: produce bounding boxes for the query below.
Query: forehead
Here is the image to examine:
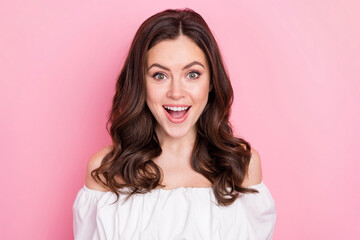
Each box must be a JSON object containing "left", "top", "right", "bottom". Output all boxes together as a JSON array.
[{"left": 146, "top": 35, "right": 207, "bottom": 67}]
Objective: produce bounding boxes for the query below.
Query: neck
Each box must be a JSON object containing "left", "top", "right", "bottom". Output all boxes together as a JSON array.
[{"left": 155, "top": 125, "right": 196, "bottom": 156}]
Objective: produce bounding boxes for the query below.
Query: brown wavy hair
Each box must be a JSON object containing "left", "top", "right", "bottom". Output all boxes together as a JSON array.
[{"left": 92, "top": 8, "right": 258, "bottom": 206}]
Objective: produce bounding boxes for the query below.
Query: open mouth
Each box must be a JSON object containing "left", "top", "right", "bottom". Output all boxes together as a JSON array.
[{"left": 163, "top": 105, "right": 191, "bottom": 119}]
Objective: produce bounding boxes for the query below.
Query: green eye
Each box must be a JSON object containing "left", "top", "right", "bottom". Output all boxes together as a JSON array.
[
  {"left": 187, "top": 71, "right": 200, "bottom": 79},
  {"left": 153, "top": 73, "right": 167, "bottom": 80}
]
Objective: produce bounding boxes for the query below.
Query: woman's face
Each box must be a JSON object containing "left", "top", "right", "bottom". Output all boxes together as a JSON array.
[{"left": 145, "top": 35, "right": 211, "bottom": 140}]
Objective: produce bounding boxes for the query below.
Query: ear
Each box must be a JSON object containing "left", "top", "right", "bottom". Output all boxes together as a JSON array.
[{"left": 209, "top": 82, "right": 213, "bottom": 92}]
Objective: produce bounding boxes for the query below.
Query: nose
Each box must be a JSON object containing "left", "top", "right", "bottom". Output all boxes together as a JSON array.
[{"left": 166, "top": 78, "right": 185, "bottom": 100}]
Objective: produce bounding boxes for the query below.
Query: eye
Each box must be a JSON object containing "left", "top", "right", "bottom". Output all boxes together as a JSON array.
[
  {"left": 187, "top": 71, "right": 200, "bottom": 79},
  {"left": 152, "top": 72, "right": 168, "bottom": 80}
]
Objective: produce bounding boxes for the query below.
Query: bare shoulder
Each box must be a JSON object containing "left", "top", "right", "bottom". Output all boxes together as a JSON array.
[
  {"left": 242, "top": 147, "right": 263, "bottom": 187},
  {"left": 85, "top": 145, "right": 114, "bottom": 191}
]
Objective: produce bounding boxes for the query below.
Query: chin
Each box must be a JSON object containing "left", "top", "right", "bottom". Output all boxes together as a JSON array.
[
  {"left": 165, "top": 128, "right": 190, "bottom": 138},
  {"left": 159, "top": 124, "right": 195, "bottom": 139}
]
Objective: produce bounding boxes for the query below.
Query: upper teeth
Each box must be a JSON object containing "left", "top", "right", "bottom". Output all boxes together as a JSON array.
[{"left": 164, "top": 106, "right": 189, "bottom": 111}]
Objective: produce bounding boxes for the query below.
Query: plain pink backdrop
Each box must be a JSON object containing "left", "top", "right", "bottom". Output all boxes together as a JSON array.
[{"left": 1, "top": 0, "right": 359, "bottom": 239}]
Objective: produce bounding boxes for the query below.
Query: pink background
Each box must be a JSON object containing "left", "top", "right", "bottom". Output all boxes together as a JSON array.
[{"left": 1, "top": 0, "right": 359, "bottom": 239}]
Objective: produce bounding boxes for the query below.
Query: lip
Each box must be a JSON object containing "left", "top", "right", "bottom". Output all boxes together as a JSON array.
[{"left": 163, "top": 106, "right": 191, "bottom": 123}]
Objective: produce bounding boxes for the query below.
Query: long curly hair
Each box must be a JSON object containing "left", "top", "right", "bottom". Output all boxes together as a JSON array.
[{"left": 92, "top": 8, "right": 258, "bottom": 206}]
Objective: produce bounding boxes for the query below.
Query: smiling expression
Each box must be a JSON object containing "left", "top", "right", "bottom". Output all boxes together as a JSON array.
[{"left": 145, "top": 35, "right": 211, "bottom": 140}]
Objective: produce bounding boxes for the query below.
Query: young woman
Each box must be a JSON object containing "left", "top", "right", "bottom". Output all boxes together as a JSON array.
[{"left": 73, "top": 8, "right": 276, "bottom": 239}]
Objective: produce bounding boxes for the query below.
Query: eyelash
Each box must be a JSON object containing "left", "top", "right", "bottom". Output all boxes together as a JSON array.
[{"left": 152, "top": 71, "right": 201, "bottom": 80}]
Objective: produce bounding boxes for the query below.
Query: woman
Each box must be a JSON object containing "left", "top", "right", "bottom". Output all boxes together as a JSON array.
[{"left": 73, "top": 8, "right": 276, "bottom": 239}]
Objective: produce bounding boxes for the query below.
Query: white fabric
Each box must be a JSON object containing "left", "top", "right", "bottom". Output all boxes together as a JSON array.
[{"left": 73, "top": 181, "right": 276, "bottom": 240}]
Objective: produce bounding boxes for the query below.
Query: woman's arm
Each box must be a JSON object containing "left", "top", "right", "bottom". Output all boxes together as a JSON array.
[
  {"left": 85, "top": 145, "right": 114, "bottom": 191},
  {"left": 242, "top": 147, "right": 263, "bottom": 187}
]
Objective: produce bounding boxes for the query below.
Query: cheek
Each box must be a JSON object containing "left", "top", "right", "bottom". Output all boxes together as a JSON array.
[
  {"left": 146, "top": 84, "right": 166, "bottom": 111},
  {"left": 192, "top": 83, "right": 210, "bottom": 103},
  {"left": 145, "top": 83, "right": 158, "bottom": 104}
]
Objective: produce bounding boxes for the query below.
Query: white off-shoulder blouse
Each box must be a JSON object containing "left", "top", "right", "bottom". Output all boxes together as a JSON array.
[{"left": 73, "top": 181, "right": 276, "bottom": 240}]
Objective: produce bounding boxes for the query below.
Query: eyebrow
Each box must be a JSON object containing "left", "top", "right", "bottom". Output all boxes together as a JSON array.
[{"left": 147, "top": 61, "right": 205, "bottom": 71}]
